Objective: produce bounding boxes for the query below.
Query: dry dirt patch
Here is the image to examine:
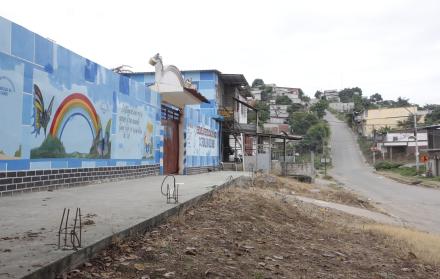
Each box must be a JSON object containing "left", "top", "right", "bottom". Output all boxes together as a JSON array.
[
  {"left": 64, "top": 180, "right": 439, "bottom": 279},
  {"left": 256, "top": 175, "right": 375, "bottom": 210},
  {"left": 364, "top": 224, "right": 440, "bottom": 266}
]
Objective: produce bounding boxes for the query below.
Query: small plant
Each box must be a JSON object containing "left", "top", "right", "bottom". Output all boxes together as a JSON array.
[{"left": 374, "top": 161, "right": 402, "bottom": 170}]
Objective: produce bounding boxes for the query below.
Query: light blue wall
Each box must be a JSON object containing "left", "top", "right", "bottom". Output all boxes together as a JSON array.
[
  {"left": 181, "top": 70, "right": 220, "bottom": 170},
  {"left": 0, "top": 17, "right": 162, "bottom": 171},
  {"left": 126, "top": 71, "right": 221, "bottom": 171}
]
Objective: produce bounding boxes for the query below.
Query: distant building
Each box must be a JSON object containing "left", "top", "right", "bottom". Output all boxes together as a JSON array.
[
  {"left": 274, "top": 87, "right": 302, "bottom": 103},
  {"left": 323, "top": 90, "right": 340, "bottom": 103},
  {"left": 250, "top": 88, "right": 262, "bottom": 101},
  {"left": 424, "top": 125, "right": 440, "bottom": 176},
  {"left": 376, "top": 132, "right": 427, "bottom": 161},
  {"left": 359, "top": 106, "right": 426, "bottom": 138},
  {"left": 269, "top": 103, "right": 289, "bottom": 124},
  {"left": 329, "top": 102, "right": 354, "bottom": 113}
]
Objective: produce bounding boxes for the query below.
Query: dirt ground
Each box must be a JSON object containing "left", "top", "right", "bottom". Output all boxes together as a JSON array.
[
  {"left": 262, "top": 175, "right": 376, "bottom": 211},
  {"left": 64, "top": 176, "right": 440, "bottom": 279}
]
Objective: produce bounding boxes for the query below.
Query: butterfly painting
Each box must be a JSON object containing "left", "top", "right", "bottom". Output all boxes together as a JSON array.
[
  {"left": 32, "top": 84, "right": 55, "bottom": 137},
  {"left": 90, "top": 119, "right": 111, "bottom": 158}
]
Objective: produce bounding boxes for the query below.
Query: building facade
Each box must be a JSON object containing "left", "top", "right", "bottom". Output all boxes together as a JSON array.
[
  {"left": 329, "top": 102, "right": 354, "bottom": 113},
  {"left": 125, "top": 69, "right": 222, "bottom": 175},
  {"left": 425, "top": 125, "right": 440, "bottom": 176},
  {"left": 376, "top": 132, "right": 427, "bottom": 161},
  {"left": 270, "top": 86, "right": 302, "bottom": 104},
  {"left": 359, "top": 106, "right": 425, "bottom": 138},
  {"left": 0, "top": 16, "right": 216, "bottom": 196},
  {"left": 269, "top": 103, "right": 289, "bottom": 124},
  {"left": 323, "top": 90, "right": 340, "bottom": 103}
]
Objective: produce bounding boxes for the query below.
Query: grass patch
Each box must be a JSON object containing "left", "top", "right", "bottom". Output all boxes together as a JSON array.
[
  {"left": 389, "top": 165, "right": 426, "bottom": 177},
  {"left": 374, "top": 161, "right": 403, "bottom": 170},
  {"left": 365, "top": 224, "right": 440, "bottom": 265},
  {"left": 327, "top": 108, "right": 348, "bottom": 122},
  {"left": 357, "top": 136, "right": 374, "bottom": 163}
]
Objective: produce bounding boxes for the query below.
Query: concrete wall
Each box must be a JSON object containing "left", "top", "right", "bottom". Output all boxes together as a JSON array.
[
  {"left": 129, "top": 71, "right": 221, "bottom": 173},
  {"left": 0, "top": 16, "right": 162, "bottom": 195},
  {"left": 0, "top": 16, "right": 162, "bottom": 171},
  {"left": 329, "top": 102, "right": 354, "bottom": 112},
  {"left": 362, "top": 106, "right": 424, "bottom": 137}
]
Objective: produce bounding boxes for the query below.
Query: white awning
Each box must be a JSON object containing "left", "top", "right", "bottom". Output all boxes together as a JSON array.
[{"left": 149, "top": 55, "right": 208, "bottom": 108}]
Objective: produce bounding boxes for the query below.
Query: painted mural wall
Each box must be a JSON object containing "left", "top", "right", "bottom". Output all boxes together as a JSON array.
[
  {"left": 128, "top": 71, "right": 220, "bottom": 170},
  {"left": 182, "top": 71, "right": 220, "bottom": 169},
  {"left": 0, "top": 17, "right": 162, "bottom": 171}
]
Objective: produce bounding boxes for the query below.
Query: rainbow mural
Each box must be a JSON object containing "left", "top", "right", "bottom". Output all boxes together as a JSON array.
[{"left": 49, "top": 93, "right": 101, "bottom": 139}]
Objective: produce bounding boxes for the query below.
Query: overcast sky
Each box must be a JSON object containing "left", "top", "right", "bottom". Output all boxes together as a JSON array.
[{"left": 2, "top": 0, "right": 439, "bottom": 105}]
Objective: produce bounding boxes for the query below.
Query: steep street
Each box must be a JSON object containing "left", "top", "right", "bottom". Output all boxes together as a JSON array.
[{"left": 326, "top": 112, "right": 440, "bottom": 233}]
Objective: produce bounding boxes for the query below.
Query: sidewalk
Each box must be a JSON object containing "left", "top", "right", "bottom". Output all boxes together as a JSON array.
[
  {"left": 293, "top": 195, "right": 401, "bottom": 226},
  {"left": 0, "top": 171, "right": 248, "bottom": 279}
]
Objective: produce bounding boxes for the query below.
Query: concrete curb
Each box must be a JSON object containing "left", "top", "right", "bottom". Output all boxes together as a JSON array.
[{"left": 22, "top": 175, "right": 249, "bottom": 279}]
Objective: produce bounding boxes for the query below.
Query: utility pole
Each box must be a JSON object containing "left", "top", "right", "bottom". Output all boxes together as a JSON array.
[{"left": 403, "top": 107, "right": 419, "bottom": 174}]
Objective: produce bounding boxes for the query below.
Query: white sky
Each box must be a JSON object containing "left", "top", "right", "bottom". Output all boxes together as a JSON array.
[{"left": 2, "top": 0, "right": 439, "bottom": 105}]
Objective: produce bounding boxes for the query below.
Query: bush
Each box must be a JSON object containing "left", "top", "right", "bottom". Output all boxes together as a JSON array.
[
  {"left": 374, "top": 161, "right": 402, "bottom": 170},
  {"left": 30, "top": 135, "right": 66, "bottom": 159}
]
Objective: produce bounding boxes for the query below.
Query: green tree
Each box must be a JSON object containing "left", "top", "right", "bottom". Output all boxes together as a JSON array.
[
  {"left": 310, "top": 99, "right": 328, "bottom": 118},
  {"left": 397, "top": 115, "right": 421, "bottom": 128},
  {"left": 353, "top": 94, "right": 378, "bottom": 112},
  {"left": 298, "top": 88, "right": 305, "bottom": 99},
  {"left": 287, "top": 103, "right": 305, "bottom": 115},
  {"left": 314, "top": 90, "right": 323, "bottom": 99},
  {"left": 288, "top": 112, "right": 319, "bottom": 135},
  {"left": 339, "top": 87, "right": 362, "bottom": 103},
  {"left": 252, "top": 78, "right": 264, "bottom": 88},
  {"left": 298, "top": 122, "right": 330, "bottom": 153},
  {"left": 423, "top": 104, "right": 440, "bottom": 111},
  {"left": 377, "top": 126, "right": 392, "bottom": 135},
  {"left": 248, "top": 101, "right": 270, "bottom": 125},
  {"left": 395, "top": 97, "right": 411, "bottom": 108},
  {"left": 301, "top": 95, "right": 311, "bottom": 102},
  {"left": 275, "top": 95, "right": 292, "bottom": 105},
  {"left": 261, "top": 86, "right": 273, "bottom": 101},
  {"left": 369, "top": 93, "right": 383, "bottom": 103},
  {"left": 425, "top": 106, "right": 440, "bottom": 125}
]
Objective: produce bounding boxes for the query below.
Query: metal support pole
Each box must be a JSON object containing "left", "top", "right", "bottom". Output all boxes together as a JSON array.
[
  {"left": 255, "top": 136, "right": 258, "bottom": 172},
  {"left": 283, "top": 137, "right": 286, "bottom": 176},
  {"left": 322, "top": 138, "right": 327, "bottom": 176},
  {"left": 414, "top": 113, "right": 420, "bottom": 174}
]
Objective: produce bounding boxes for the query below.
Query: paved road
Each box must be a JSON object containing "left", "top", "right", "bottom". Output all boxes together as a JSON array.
[{"left": 326, "top": 112, "right": 440, "bottom": 233}]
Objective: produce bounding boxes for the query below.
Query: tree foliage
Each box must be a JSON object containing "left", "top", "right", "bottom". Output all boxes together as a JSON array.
[
  {"left": 298, "top": 122, "right": 331, "bottom": 153},
  {"left": 425, "top": 106, "right": 440, "bottom": 125},
  {"left": 310, "top": 99, "right": 329, "bottom": 119},
  {"left": 261, "top": 86, "right": 272, "bottom": 101},
  {"left": 395, "top": 97, "right": 411, "bottom": 107},
  {"left": 288, "top": 112, "right": 319, "bottom": 135},
  {"left": 275, "top": 95, "right": 292, "bottom": 105},
  {"left": 252, "top": 78, "right": 264, "bottom": 88},
  {"left": 369, "top": 93, "right": 383, "bottom": 103},
  {"left": 314, "top": 90, "right": 323, "bottom": 99},
  {"left": 338, "top": 87, "right": 362, "bottom": 103},
  {"left": 248, "top": 101, "right": 270, "bottom": 125},
  {"left": 287, "top": 103, "right": 305, "bottom": 115}
]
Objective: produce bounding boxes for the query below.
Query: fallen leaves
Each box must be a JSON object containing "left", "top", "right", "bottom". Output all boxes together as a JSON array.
[{"left": 65, "top": 182, "right": 440, "bottom": 279}]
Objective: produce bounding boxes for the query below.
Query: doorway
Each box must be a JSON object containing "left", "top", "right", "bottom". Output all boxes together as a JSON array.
[{"left": 161, "top": 105, "right": 180, "bottom": 174}]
